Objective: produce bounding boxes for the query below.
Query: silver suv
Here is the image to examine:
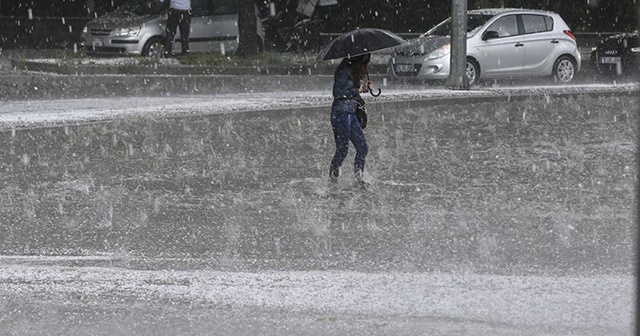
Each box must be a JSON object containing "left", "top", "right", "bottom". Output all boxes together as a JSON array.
[
  {"left": 82, "top": 0, "right": 264, "bottom": 57},
  {"left": 389, "top": 8, "right": 581, "bottom": 84}
]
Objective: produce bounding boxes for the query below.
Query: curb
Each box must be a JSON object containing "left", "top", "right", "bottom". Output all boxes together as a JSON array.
[{"left": 0, "top": 73, "right": 338, "bottom": 100}]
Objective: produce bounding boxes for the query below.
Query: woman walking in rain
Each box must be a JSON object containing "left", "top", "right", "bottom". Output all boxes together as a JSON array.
[{"left": 328, "top": 53, "right": 374, "bottom": 189}]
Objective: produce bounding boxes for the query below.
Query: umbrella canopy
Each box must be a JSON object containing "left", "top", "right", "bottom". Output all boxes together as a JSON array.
[{"left": 316, "top": 28, "right": 408, "bottom": 61}]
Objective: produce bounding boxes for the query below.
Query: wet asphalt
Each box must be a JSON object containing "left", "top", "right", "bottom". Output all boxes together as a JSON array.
[{"left": 0, "top": 51, "right": 636, "bottom": 335}]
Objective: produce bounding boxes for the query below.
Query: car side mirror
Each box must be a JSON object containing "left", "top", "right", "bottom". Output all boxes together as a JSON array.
[{"left": 482, "top": 30, "right": 500, "bottom": 40}]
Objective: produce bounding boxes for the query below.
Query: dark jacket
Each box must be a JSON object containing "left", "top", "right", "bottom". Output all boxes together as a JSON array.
[{"left": 331, "top": 60, "right": 362, "bottom": 114}]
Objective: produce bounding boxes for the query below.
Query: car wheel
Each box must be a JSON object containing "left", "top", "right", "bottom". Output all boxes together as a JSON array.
[
  {"left": 142, "top": 37, "right": 165, "bottom": 58},
  {"left": 553, "top": 56, "right": 576, "bottom": 83},
  {"left": 466, "top": 58, "right": 480, "bottom": 85}
]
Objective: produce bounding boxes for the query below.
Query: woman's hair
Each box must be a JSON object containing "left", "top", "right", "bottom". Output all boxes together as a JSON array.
[{"left": 347, "top": 54, "right": 370, "bottom": 82}]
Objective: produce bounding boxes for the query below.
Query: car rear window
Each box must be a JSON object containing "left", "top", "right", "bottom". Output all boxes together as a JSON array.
[{"left": 522, "top": 14, "right": 554, "bottom": 34}]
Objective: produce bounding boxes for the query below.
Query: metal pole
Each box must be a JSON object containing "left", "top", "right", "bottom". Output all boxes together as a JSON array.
[
  {"left": 635, "top": 1, "right": 640, "bottom": 335},
  {"left": 445, "top": 0, "right": 468, "bottom": 90}
]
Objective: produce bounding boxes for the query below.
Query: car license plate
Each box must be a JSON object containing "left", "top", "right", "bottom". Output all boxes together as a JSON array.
[
  {"left": 395, "top": 64, "right": 415, "bottom": 73},
  {"left": 599, "top": 56, "right": 621, "bottom": 64},
  {"left": 92, "top": 38, "right": 103, "bottom": 47}
]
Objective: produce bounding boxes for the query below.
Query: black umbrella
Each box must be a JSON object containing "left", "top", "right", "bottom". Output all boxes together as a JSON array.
[
  {"left": 317, "top": 28, "right": 407, "bottom": 96},
  {"left": 316, "top": 28, "right": 407, "bottom": 61}
]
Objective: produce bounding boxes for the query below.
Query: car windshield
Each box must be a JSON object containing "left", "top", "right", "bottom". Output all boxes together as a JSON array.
[
  {"left": 112, "top": 0, "right": 165, "bottom": 17},
  {"left": 425, "top": 14, "right": 494, "bottom": 37}
]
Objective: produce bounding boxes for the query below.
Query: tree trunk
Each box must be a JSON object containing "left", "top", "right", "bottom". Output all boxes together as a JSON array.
[
  {"left": 446, "top": 0, "right": 469, "bottom": 90},
  {"left": 235, "top": 0, "right": 261, "bottom": 57}
]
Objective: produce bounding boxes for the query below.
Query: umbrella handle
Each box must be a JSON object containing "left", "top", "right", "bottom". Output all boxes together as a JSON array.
[{"left": 365, "top": 69, "right": 381, "bottom": 97}]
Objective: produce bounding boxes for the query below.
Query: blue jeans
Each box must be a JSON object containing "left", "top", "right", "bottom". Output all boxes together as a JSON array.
[{"left": 329, "top": 111, "right": 368, "bottom": 178}]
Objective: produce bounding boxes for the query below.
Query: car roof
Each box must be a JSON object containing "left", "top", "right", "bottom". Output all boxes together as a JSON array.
[{"left": 467, "top": 8, "right": 556, "bottom": 16}]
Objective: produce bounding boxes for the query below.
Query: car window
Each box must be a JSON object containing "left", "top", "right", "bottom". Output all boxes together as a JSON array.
[
  {"left": 545, "top": 16, "right": 554, "bottom": 31},
  {"left": 426, "top": 14, "right": 493, "bottom": 37},
  {"left": 486, "top": 15, "right": 518, "bottom": 37},
  {"left": 522, "top": 14, "right": 554, "bottom": 34}
]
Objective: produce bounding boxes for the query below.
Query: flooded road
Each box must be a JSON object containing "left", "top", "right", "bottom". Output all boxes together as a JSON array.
[{"left": 0, "top": 88, "right": 636, "bottom": 335}]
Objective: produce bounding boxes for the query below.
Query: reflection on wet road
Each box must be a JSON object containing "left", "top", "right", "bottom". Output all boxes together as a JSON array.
[{"left": 0, "top": 256, "right": 634, "bottom": 336}]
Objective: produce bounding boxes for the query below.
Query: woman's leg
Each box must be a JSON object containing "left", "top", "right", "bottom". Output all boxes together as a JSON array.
[
  {"left": 329, "top": 112, "right": 351, "bottom": 180},
  {"left": 350, "top": 115, "right": 368, "bottom": 180}
]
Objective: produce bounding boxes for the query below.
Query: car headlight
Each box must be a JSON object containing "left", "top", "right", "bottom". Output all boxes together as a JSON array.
[
  {"left": 427, "top": 44, "right": 451, "bottom": 60},
  {"left": 111, "top": 26, "right": 141, "bottom": 37}
]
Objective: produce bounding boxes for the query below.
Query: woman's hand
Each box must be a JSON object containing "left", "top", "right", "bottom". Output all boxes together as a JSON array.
[{"left": 360, "top": 80, "right": 373, "bottom": 93}]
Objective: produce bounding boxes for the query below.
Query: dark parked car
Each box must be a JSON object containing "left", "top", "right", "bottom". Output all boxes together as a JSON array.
[{"left": 590, "top": 31, "right": 639, "bottom": 76}]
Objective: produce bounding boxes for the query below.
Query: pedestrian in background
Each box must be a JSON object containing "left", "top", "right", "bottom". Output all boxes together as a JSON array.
[
  {"left": 161, "top": 0, "right": 191, "bottom": 56},
  {"left": 328, "top": 53, "right": 373, "bottom": 189}
]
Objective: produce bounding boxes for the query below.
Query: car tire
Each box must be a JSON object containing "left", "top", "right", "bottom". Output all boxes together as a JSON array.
[
  {"left": 553, "top": 56, "right": 577, "bottom": 83},
  {"left": 142, "top": 37, "right": 165, "bottom": 58},
  {"left": 466, "top": 58, "right": 480, "bottom": 85}
]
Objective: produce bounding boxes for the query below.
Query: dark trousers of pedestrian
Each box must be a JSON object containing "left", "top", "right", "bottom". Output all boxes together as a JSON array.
[
  {"left": 165, "top": 9, "right": 191, "bottom": 56},
  {"left": 329, "top": 110, "right": 368, "bottom": 181}
]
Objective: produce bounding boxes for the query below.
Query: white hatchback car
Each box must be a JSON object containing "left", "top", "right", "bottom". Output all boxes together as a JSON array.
[{"left": 389, "top": 8, "right": 581, "bottom": 84}]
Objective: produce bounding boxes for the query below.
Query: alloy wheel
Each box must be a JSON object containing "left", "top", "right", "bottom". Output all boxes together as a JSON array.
[
  {"left": 466, "top": 60, "right": 479, "bottom": 85},
  {"left": 147, "top": 42, "right": 164, "bottom": 58},
  {"left": 555, "top": 58, "right": 576, "bottom": 83}
]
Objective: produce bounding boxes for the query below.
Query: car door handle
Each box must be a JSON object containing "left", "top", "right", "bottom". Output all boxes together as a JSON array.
[
  {"left": 550, "top": 40, "right": 559, "bottom": 44},
  {"left": 515, "top": 43, "right": 524, "bottom": 47}
]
